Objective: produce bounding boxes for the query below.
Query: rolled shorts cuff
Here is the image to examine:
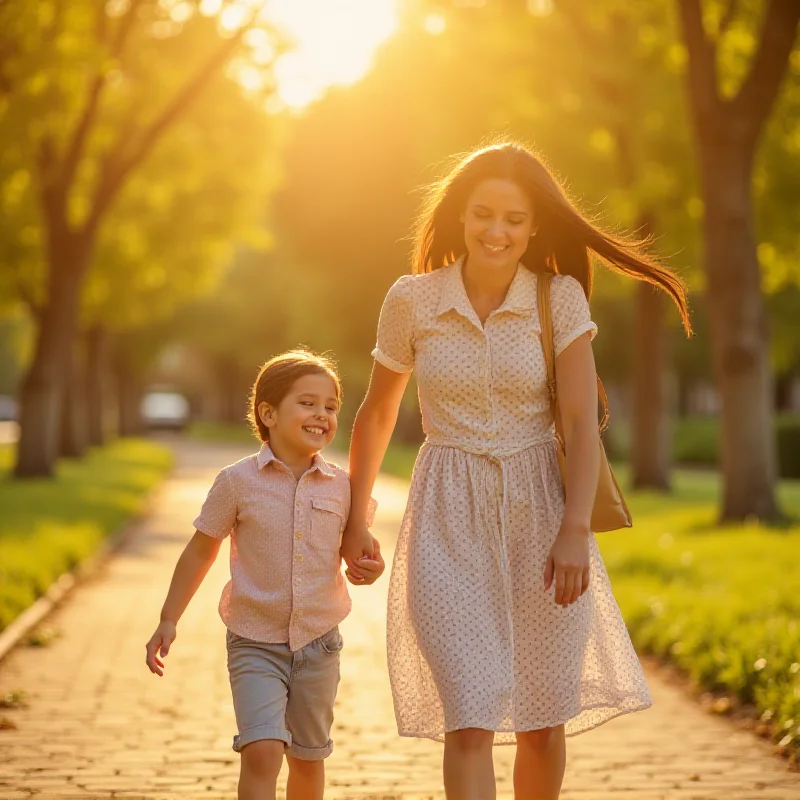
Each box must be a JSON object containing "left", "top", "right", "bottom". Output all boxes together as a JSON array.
[
  {"left": 286, "top": 738, "right": 334, "bottom": 761},
  {"left": 232, "top": 725, "right": 291, "bottom": 753}
]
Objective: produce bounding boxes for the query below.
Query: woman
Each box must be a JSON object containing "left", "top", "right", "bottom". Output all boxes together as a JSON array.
[{"left": 342, "top": 142, "right": 690, "bottom": 799}]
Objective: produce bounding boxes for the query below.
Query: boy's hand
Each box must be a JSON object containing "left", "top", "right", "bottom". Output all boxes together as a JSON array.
[
  {"left": 145, "top": 620, "right": 177, "bottom": 676},
  {"left": 345, "top": 538, "right": 385, "bottom": 586},
  {"left": 341, "top": 522, "right": 375, "bottom": 580}
]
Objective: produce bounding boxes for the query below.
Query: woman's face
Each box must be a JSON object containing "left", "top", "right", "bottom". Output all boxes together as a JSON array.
[{"left": 461, "top": 178, "right": 535, "bottom": 272}]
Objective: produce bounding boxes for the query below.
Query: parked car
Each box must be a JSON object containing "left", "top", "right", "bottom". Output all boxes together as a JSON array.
[
  {"left": 140, "top": 391, "right": 190, "bottom": 432},
  {"left": 0, "top": 395, "right": 18, "bottom": 421}
]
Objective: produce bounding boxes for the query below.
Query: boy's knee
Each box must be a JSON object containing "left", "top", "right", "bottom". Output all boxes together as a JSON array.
[
  {"left": 240, "top": 739, "right": 284, "bottom": 778},
  {"left": 287, "top": 755, "right": 324, "bottom": 773}
]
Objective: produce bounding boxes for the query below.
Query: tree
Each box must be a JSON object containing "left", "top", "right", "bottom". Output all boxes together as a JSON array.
[
  {"left": 77, "top": 75, "right": 275, "bottom": 446},
  {"left": 0, "top": 0, "right": 273, "bottom": 476},
  {"left": 677, "top": 0, "right": 800, "bottom": 520}
]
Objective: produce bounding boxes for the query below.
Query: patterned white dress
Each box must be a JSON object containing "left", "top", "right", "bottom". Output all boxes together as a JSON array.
[{"left": 372, "top": 257, "right": 651, "bottom": 744}]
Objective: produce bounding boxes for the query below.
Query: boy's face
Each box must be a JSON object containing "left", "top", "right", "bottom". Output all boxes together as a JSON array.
[{"left": 259, "top": 373, "right": 339, "bottom": 458}]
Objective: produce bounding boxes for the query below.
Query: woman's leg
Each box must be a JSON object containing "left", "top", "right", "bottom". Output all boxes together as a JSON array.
[
  {"left": 513, "top": 725, "right": 566, "bottom": 800},
  {"left": 443, "top": 728, "right": 496, "bottom": 800},
  {"left": 238, "top": 739, "right": 284, "bottom": 800},
  {"left": 286, "top": 756, "right": 324, "bottom": 800}
]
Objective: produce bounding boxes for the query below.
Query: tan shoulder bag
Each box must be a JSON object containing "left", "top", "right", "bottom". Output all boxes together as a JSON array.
[{"left": 537, "top": 272, "right": 632, "bottom": 533}]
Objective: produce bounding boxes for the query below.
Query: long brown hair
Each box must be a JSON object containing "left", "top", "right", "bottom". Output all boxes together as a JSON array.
[
  {"left": 412, "top": 141, "right": 691, "bottom": 333},
  {"left": 248, "top": 349, "right": 342, "bottom": 442}
]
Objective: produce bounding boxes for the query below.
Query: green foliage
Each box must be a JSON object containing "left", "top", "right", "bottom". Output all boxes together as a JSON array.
[
  {"left": 671, "top": 415, "right": 722, "bottom": 465},
  {"left": 671, "top": 415, "right": 800, "bottom": 479},
  {"left": 189, "top": 420, "right": 258, "bottom": 446},
  {"left": 0, "top": 312, "right": 33, "bottom": 395},
  {"left": 602, "top": 469, "right": 800, "bottom": 755},
  {"left": 0, "top": 438, "right": 172, "bottom": 632},
  {"left": 0, "top": 0, "right": 281, "bottom": 354},
  {"left": 777, "top": 416, "right": 800, "bottom": 479}
]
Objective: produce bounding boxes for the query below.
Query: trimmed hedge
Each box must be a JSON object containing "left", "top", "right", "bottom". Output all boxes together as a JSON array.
[{"left": 610, "top": 414, "right": 800, "bottom": 479}]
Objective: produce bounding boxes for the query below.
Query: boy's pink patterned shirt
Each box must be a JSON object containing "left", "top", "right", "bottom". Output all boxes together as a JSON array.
[{"left": 193, "top": 443, "right": 376, "bottom": 651}]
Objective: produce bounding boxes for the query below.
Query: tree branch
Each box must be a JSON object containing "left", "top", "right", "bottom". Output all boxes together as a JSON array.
[
  {"left": 60, "top": 0, "right": 145, "bottom": 193},
  {"left": 677, "top": 0, "right": 722, "bottom": 129},
  {"left": 731, "top": 0, "right": 800, "bottom": 141},
  {"left": 84, "top": 14, "right": 259, "bottom": 236},
  {"left": 13, "top": 273, "right": 44, "bottom": 320},
  {"left": 718, "top": 0, "right": 740, "bottom": 36}
]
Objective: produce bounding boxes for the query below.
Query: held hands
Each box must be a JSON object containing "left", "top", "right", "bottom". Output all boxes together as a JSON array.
[
  {"left": 145, "top": 620, "right": 177, "bottom": 676},
  {"left": 544, "top": 520, "right": 591, "bottom": 607},
  {"left": 341, "top": 523, "right": 384, "bottom": 586},
  {"left": 345, "top": 538, "right": 385, "bottom": 586}
]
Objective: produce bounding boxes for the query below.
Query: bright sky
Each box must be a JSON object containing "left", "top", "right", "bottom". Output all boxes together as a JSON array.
[{"left": 262, "top": 0, "right": 399, "bottom": 110}]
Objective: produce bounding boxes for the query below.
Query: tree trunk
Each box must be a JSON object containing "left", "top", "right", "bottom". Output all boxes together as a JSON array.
[
  {"left": 114, "top": 341, "right": 144, "bottom": 437},
  {"left": 85, "top": 325, "right": 107, "bottom": 447},
  {"left": 631, "top": 282, "right": 672, "bottom": 490},
  {"left": 700, "top": 139, "right": 779, "bottom": 520},
  {"left": 59, "top": 340, "right": 88, "bottom": 459},
  {"left": 215, "top": 355, "right": 244, "bottom": 424},
  {"left": 14, "top": 236, "right": 90, "bottom": 477}
]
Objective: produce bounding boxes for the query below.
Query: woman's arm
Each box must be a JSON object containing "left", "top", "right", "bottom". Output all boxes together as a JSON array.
[
  {"left": 145, "top": 531, "right": 222, "bottom": 675},
  {"left": 341, "top": 362, "right": 411, "bottom": 569},
  {"left": 544, "top": 333, "right": 600, "bottom": 607}
]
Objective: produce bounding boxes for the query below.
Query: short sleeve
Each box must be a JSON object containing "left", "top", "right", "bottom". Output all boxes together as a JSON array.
[
  {"left": 371, "top": 276, "right": 415, "bottom": 373},
  {"left": 193, "top": 468, "right": 236, "bottom": 539},
  {"left": 551, "top": 275, "right": 598, "bottom": 357},
  {"left": 340, "top": 476, "right": 379, "bottom": 529}
]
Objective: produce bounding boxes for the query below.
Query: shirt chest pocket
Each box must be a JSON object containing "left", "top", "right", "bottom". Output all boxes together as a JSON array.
[{"left": 309, "top": 497, "right": 345, "bottom": 551}]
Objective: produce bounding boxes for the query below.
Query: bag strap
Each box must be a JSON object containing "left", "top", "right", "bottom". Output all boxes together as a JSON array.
[{"left": 536, "top": 272, "right": 610, "bottom": 434}]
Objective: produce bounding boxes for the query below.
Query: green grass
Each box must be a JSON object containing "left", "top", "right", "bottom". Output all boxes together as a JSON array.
[
  {"left": 382, "top": 442, "right": 800, "bottom": 756},
  {"left": 603, "top": 469, "right": 800, "bottom": 755},
  {"left": 0, "top": 439, "right": 172, "bottom": 633},
  {"left": 189, "top": 420, "right": 258, "bottom": 446}
]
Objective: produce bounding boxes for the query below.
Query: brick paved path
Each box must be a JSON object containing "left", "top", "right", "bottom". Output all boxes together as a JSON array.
[{"left": 1, "top": 438, "right": 799, "bottom": 799}]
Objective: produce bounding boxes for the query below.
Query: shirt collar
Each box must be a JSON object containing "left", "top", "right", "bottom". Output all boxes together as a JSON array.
[
  {"left": 436, "top": 256, "right": 537, "bottom": 324},
  {"left": 257, "top": 442, "right": 336, "bottom": 478}
]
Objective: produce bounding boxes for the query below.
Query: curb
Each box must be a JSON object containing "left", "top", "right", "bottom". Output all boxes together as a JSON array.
[{"left": 0, "top": 479, "right": 165, "bottom": 664}]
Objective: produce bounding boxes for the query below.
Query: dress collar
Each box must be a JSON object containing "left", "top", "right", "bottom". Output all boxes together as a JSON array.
[{"left": 436, "top": 256, "right": 537, "bottom": 326}]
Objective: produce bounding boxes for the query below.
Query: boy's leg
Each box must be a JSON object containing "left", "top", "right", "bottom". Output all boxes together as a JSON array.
[
  {"left": 284, "top": 626, "right": 343, "bottom": 800},
  {"left": 227, "top": 632, "right": 293, "bottom": 800},
  {"left": 286, "top": 756, "right": 324, "bottom": 800},
  {"left": 239, "top": 740, "right": 284, "bottom": 800}
]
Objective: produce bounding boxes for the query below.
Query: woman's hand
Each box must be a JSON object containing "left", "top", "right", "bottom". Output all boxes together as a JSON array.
[
  {"left": 544, "top": 521, "right": 591, "bottom": 607},
  {"left": 145, "top": 620, "right": 177, "bottom": 676},
  {"left": 345, "top": 539, "right": 385, "bottom": 586}
]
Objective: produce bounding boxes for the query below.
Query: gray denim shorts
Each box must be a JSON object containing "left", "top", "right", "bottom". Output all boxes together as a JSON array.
[{"left": 226, "top": 626, "right": 343, "bottom": 760}]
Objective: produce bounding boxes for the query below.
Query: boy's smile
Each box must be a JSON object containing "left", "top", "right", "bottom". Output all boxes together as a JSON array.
[{"left": 259, "top": 373, "right": 339, "bottom": 470}]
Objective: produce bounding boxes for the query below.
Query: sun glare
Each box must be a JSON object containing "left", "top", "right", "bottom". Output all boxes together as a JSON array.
[{"left": 263, "top": 0, "right": 398, "bottom": 110}]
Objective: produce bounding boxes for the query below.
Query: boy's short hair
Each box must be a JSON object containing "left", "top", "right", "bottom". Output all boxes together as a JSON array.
[{"left": 248, "top": 350, "right": 342, "bottom": 442}]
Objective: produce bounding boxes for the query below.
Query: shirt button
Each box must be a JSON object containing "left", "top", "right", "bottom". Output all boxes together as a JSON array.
[
  {"left": 295, "top": 531, "right": 302, "bottom": 539},
  {"left": 295, "top": 554, "right": 303, "bottom": 562},
  {"left": 295, "top": 500, "right": 301, "bottom": 507}
]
